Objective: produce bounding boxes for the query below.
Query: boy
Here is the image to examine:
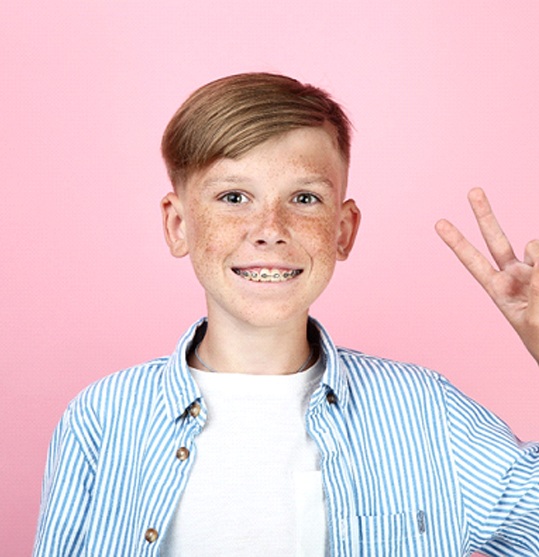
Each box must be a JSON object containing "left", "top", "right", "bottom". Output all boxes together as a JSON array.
[{"left": 34, "top": 73, "right": 539, "bottom": 556}]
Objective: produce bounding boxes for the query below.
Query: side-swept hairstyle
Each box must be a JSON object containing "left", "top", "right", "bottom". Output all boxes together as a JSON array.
[{"left": 161, "top": 72, "right": 352, "bottom": 186}]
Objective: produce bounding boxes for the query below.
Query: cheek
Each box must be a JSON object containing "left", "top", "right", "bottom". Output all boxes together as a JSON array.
[
  {"left": 187, "top": 211, "right": 243, "bottom": 258},
  {"left": 294, "top": 217, "right": 340, "bottom": 291},
  {"left": 299, "top": 215, "right": 340, "bottom": 259}
]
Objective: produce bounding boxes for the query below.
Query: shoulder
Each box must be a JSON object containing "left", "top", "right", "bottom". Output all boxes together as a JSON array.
[
  {"left": 334, "top": 347, "right": 523, "bottom": 452},
  {"left": 337, "top": 347, "right": 443, "bottom": 391},
  {"left": 333, "top": 347, "right": 454, "bottom": 419},
  {"left": 66, "top": 355, "right": 171, "bottom": 427}
]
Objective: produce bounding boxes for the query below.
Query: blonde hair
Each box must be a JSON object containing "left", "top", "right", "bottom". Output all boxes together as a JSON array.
[{"left": 161, "top": 72, "right": 351, "bottom": 186}]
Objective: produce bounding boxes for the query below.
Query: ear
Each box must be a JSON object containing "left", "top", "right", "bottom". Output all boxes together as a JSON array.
[
  {"left": 161, "top": 192, "right": 189, "bottom": 258},
  {"left": 336, "top": 198, "right": 361, "bottom": 261}
]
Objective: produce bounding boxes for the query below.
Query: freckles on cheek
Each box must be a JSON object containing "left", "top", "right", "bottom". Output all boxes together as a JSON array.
[
  {"left": 200, "top": 215, "right": 244, "bottom": 255},
  {"left": 298, "top": 218, "right": 341, "bottom": 279},
  {"left": 300, "top": 216, "right": 338, "bottom": 250},
  {"left": 199, "top": 230, "right": 220, "bottom": 252},
  {"left": 188, "top": 211, "right": 222, "bottom": 255}
]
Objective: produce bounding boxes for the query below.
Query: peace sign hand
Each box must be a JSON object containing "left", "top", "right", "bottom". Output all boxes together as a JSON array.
[{"left": 435, "top": 188, "right": 539, "bottom": 364}]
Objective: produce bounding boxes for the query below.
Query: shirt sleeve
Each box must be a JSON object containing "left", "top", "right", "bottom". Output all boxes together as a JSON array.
[
  {"left": 33, "top": 403, "right": 96, "bottom": 557},
  {"left": 441, "top": 376, "right": 539, "bottom": 555}
]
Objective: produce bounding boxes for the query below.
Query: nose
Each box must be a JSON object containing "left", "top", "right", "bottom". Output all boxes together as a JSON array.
[{"left": 249, "top": 201, "right": 290, "bottom": 246}]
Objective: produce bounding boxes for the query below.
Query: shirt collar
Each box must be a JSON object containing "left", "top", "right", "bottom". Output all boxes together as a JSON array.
[
  {"left": 162, "top": 317, "right": 350, "bottom": 419},
  {"left": 162, "top": 318, "right": 207, "bottom": 420},
  {"left": 310, "top": 317, "right": 350, "bottom": 409}
]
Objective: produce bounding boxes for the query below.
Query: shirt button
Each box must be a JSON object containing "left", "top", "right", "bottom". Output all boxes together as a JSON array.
[
  {"left": 326, "top": 392, "right": 337, "bottom": 405},
  {"left": 176, "top": 446, "right": 190, "bottom": 461},
  {"left": 189, "top": 402, "right": 201, "bottom": 418},
  {"left": 144, "top": 528, "right": 159, "bottom": 543}
]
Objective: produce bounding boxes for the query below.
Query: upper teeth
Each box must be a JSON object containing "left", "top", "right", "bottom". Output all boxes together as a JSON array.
[{"left": 235, "top": 268, "right": 301, "bottom": 282}]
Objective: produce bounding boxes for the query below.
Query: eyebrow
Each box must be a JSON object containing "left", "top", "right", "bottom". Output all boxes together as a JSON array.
[
  {"left": 295, "top": 176, "right": 335, "bottom": 189},
  {"left": 201, "top": 176, "right": 252, "bottom": 189},
  {"left": 202, "top": 175, "right": 335, "bottom": 190}
]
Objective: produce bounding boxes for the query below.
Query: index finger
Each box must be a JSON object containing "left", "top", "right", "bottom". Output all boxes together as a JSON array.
[{"left": 435, "top": 217, "right": 497, "bottom": 292}]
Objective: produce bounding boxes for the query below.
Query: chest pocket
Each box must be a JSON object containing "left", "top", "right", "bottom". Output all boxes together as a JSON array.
[{"left": 356, "top": 510, "right": 425, "bottom": 556}]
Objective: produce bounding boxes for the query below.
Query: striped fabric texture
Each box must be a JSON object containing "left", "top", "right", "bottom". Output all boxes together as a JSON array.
[{"left": 34, "top": 318, "right": 539, "bottom": 556}]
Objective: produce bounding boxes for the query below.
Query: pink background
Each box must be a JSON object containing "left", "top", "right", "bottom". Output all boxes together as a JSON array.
[{"left": 1, "top": 2, "right": 538, "bottom": 555}]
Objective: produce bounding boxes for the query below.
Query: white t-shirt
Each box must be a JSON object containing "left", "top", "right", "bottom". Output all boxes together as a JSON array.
[{"left": 161, "top": 358, "right": 328, "bottom": 557}]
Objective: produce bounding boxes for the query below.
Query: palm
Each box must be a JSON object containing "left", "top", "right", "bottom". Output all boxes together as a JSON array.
[{"left": 492, "top": 260, "right": 532, "bottom": 322}]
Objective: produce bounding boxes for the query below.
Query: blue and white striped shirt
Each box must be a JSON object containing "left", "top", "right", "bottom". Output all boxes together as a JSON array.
[{"left": 34, "top": 318, "right": 539, "bottom": 556}]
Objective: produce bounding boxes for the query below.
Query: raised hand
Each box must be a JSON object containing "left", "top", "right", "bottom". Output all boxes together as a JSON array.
[{"left": 435, "top": 188, "right": 539, "bottom": 364}]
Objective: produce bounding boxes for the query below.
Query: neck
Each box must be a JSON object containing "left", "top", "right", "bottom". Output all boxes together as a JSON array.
[{"left": 189, "top": 312, "right": 314, "bottom": 375}]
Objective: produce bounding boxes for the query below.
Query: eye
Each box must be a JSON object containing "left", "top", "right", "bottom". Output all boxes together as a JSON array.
[
  {"left": 219, "top": 191, "right": 249, "bottom": 205},
  {"left": 293, "top": 192, "right": 321, "bottom": 205}
]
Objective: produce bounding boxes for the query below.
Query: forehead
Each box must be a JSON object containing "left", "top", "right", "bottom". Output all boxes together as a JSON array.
[{"left": 186, "top": 125, "right": 348, "bottom": 192}]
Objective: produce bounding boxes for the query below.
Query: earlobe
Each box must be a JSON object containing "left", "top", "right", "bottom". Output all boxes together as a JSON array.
[
  {"left": 161, "top": 192, "right": 189, "bottom": 258},
  {"left": 336, "top": 199, "right": 361, "bottom": 261}
]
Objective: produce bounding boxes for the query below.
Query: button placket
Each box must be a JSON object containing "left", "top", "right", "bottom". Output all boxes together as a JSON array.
[
  {"left": 144, "top": 528, "right": 159, "bottom": 543},
  {"left": 326, "top": 391, "right": 337, "bottom": 405},
  {"left": 174, "top": 402, "right": 202, "bottom": 468},
  {"left": 176, "top": 446, "right": 190, "bottom": 461},
  {"left": 189, "top": 402, "right": 201, "bottom": 418}
]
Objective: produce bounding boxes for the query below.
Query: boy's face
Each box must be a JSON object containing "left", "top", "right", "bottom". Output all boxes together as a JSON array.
[{"left": 162, "top": 125, "right": 360, "bottom": 329}]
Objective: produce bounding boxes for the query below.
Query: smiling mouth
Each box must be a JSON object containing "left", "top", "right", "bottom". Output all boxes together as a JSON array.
[{"left": 232, "top": 267, "right": 303, "bottom": 282}]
